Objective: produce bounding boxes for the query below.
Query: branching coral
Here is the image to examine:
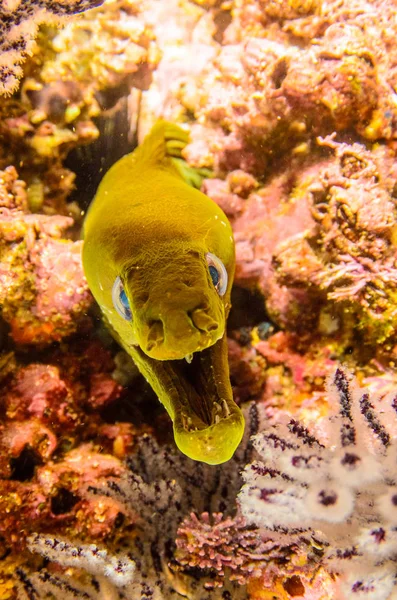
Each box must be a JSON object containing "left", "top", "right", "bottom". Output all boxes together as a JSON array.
[
  {"left": 239, "top": 368, "right": 397, "bottom": 599},
  {"left": 0, "top": 0, "right": 105, "bottom": 95},
  {"left": 175, "top": 511, "right": 307, "bottom": 589},
  {"left": 27, "top": 534, "right": 136, "bottom": 586}
]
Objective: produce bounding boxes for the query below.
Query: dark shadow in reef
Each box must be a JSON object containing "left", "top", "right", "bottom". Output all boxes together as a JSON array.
[
  {"left": 228, "top": 286, "right": 269, "bottom": 331},
  {"left": 65, "top": 94, "right": 137, "bottom": 212}
]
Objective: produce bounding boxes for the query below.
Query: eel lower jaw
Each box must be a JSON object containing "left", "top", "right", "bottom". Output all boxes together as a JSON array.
[
  {"left": 174, "top": 403, "right": 244, "bottom": 466},
  {"left": 133, "top": 337, "right": 245, "bottom": 465}
]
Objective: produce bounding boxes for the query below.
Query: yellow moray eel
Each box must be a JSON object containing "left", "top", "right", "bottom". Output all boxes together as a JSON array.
[{"left": 83, "top": 121, "right": 245, "bottom": 464}]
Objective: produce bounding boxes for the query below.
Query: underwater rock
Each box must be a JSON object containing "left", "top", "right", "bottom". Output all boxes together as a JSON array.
[
  {"left": 272, "top": 138, "right": 397, "bottom": 342},
  {"left": 0, "top": 334, "right": 142, "bottom": 572},
  {"left": 158, "top": 0, "right": 397, "bottom": 174},
  {"left": 136, "top": 0, "right": 217, "bottom": 139},
  {"left": 205, "top": 135, "right": 397, "bottom": 343},
  {"left": 40, "top": 0, "right": 159, "bottom": 94},
  {"left": 207, "top": 167, "right": 321, "bottom": 333}
]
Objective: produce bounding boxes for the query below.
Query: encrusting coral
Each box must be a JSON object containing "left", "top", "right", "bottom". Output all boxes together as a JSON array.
[
  {"left": 216, "top": 135, "right": 397, "bottom": 343},
  {"left": 0, "top": 335, "right": 139, "bottom": 550},
  {"left": 272, "top": 137, "right": 397, "bottom": 343},
  {"left": 0, "top": 165, "right": 92, "bottom": 344},
  {"left": 178, "top": 0, "right": 397, "bottom": 174}
]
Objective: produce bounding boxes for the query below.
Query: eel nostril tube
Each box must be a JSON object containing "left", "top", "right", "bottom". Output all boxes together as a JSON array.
[
  {"left": 190, "top": 306, "right": 219, "bottom": 333},
  {"left": 146, "top": 319, "right": 164, "bottom": 351}
]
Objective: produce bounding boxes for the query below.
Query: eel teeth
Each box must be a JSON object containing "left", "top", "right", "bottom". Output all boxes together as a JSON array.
[
  {"left": 184, "top": 353, "right": 194, "bottom": 364},
  {"left": 222, "top": 399, "right": 230, "bottom": 417}
]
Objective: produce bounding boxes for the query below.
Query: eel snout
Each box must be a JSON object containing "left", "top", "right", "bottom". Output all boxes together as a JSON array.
[{"left": 132, "top": 336, "right": 245, "bottom": 465}]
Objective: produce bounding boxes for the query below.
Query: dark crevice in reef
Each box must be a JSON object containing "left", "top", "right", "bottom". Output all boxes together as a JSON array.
[
  {"left": 228, "top": 286, "right": 270, "bottom": 331},
  {"left": 50, "top": 488, "right": 80, "bottom": 515},
  {"left": 10, "top": 446, "right": 43, "bottom": 482}
]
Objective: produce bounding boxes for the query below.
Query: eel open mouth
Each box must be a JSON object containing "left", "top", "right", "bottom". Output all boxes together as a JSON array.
[{"left": 131, "top": 335, "right": 245, "bottom": 464}]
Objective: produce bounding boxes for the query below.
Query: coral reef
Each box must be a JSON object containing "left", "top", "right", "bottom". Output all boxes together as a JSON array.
[
  {"left": 0, "top": 166, "right": 92, "bottom": 344},
  {"left": 0, "top": 0, "right": 105, "bottom": 96},
  {"left": 178, "top": 0, "right": 397, "bottom": 173},
  {"left": 3, "top": 0, "right": 397, "bottom": 598},
  {"left": 0, "top": 0, "right": 159, "bottom": 214},
  {"left": 18, "top": 369, "right": 396, "bottom": 599},
  {"left": 272, "top": 137, "right": 397, "bottom": 343},
  {"left": 18, "top": 411, "right": 260, "bottom": 599},
  {"left": 143, "top": 0, "right": 397, "bottom": 344},
  {"left": 0, "top": 329, "right": 149, "bottom": 599}
]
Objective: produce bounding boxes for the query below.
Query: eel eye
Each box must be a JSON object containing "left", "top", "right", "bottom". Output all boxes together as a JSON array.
[
  {"left": 206, "top": 252, "right": 228, "bottom": 296},
  {"left": 112, "top": 276, "right": 132, "bottom": 321}
]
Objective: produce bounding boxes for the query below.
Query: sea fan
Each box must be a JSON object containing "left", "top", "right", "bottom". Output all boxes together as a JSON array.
[{"left": 239, "top": 368, "right": 397, "bottom": 599}]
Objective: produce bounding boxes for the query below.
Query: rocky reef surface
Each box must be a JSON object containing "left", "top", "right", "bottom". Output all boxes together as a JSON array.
[{"left": 2, "top": 0, "right": 397, "bottom": 599}]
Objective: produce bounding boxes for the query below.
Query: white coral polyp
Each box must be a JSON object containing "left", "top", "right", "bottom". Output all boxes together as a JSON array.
[
  {"left": 340, "top": 567, "right": 396, "bottom": 600},
  {"left": 330, "top": 450, "right": 382, "bottom": 488},
  {"left": 377, "top": 487, "right": 397, "bottom": 525},
  {"left": 304, "top": 480, "right": 355, "bottom": 523},
  {"left": 356, "top": 526, "right": 397, "bottom": 560},
  {"left": 238, "top": 478, "right": 308, "bottom": 529},
  {"left": 279, "top": 449, "right": 327, "bottom": 483}
]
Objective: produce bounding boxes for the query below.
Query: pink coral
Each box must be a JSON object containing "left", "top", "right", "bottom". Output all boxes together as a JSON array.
[
  {"left": 0, "top": 332, "right": 143, "bottom": 566},
  {"left": 176, "top": 511, "right": 305, "bottom": 588},
  {"left": 160, "top": 0, "right": 397, "bottom": 178},
  {"left": 4, "top": 364, "right": 80, "bottom": 429}
]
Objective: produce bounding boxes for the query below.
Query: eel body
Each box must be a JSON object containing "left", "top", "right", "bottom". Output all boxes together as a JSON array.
[{"left": 83, "top": 122, "right": 245, "bottom": 464}]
